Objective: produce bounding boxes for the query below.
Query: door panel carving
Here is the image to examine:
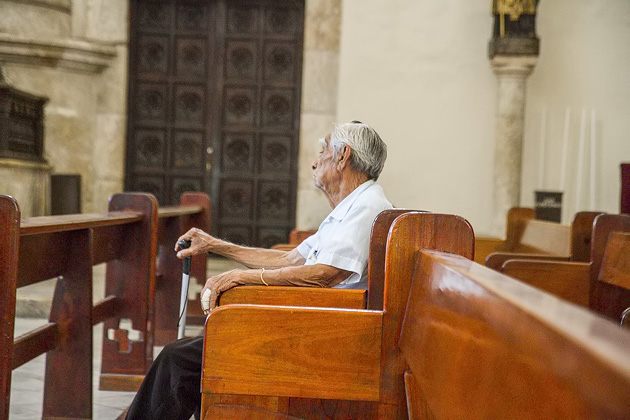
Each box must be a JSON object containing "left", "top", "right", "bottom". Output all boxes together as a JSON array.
[{"left": 126, "top": 0, "right": 303, "bottom": 247}]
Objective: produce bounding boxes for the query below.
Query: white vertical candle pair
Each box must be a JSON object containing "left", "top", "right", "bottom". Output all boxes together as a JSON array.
[{"left": 573, "top": 108, "right": 597, "bottom": 211}]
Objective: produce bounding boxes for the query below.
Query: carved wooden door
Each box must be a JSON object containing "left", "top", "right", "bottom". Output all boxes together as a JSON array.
[{"left": 125, "top": 0, "right": 303, "bottom": 247}]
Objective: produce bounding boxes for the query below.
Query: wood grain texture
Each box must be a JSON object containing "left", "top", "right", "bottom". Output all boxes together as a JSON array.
[
  {"left": 43, "top": 229, "right": 93, "bottom": 419},
  {"left": 570, "top": 211, "right": 603, "bottom": 262},
  {"left": 379, "top": 213, "right": 474, "bottom": 407},
  {"left": 101, "top": 193, "right": 158, "bottom": 381},
  {"left": 486, "top": 252, "right": 569, "bottom": 271},
  {"left": 501, "top": 260, "right": 590, "bottom": 306},
  {"left": 220, "top": 286, "right": 366, "bottom": 309},
  {"left": 20, "top": 212, "right": 142, "bottom": 235},
  {"left": 400, "top": 250, "right": 630, "bottom": 420},
  {"left": 202, "top": 305, "right": 382, "bottom": 401},
  {"left": 599, "top": 232, "right": 630, "bottom": 289},
  {"left": 367, "top": 209, "right": 418, "bottom": 310},
  {"left": 589, "top": 214, "right": 630, "bottom": 321},
  {"left": 0, "top": 196, "right": 19, "bottom": 419}
]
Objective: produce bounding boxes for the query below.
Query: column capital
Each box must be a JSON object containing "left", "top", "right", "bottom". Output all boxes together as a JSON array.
[{"left": 490, "top": 55, "right": 538, "bottom": 78}]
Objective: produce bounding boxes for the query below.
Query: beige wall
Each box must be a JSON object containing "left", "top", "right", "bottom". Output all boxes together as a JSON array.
[
  {"left": 333, "top": 0, "right": 496, "bottom": 234},
  {"left": 0, "top": 0, "right": 126, "bottom": 216},
  {"left": 324, "top": 0, "right": 630, "bottom": 236},
  {"left": 521, "top": 0, "right": 630, "bottom": 223}
]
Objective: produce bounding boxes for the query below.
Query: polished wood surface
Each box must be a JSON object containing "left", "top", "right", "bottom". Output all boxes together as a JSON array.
[
  {"left": 220, "top": 286, "right": 366, "bottom": 309},
  {"left": 0, "top": 196, "right": 19, "bottom": 419},
  {"left": 1, "top": 193, "right": 160, "bottom": 417},
  {"left": 589, "top": 214, "right": 630, "bottom": 322},
  {"left": 485, "top": 252, "right": 568, "bottom": 271},
  {"left": 379, "top": 213, "right": 474, "bottom": 411},
  {"left": 202, "top": 306, "right": 383, "bottom": 401},
  {"left": 400, "top": 249, "right": 630, "bottom": 419},
  {"left": 483, "top": 210, "right": 601, "bottom": 269},
  {"left": 99, "top": 194, "right": 158, "bottom": 393},
  {"left": 501, "top": 260, "right": 590, "bottom": 306},
  {"left": 201, "top": 213, "right": 475, "bottom": 419},
  {"left": 219, "top": 210, "right": 416, "bottom": 311},
  {"left": 367, "top": 209, "right": 419, "bottom": 310}
]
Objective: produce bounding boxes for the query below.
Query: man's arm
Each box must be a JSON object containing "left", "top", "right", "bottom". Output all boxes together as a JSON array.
[
  {"left": 201, "top": 264, "right": 352, "bottom": 312},
  {"left": 175, "top": 228, "right": 305, "bottom": 269}
]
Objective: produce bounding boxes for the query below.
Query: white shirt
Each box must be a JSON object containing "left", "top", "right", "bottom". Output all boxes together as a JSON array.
[{"left": 296, "top": 180, "right": 393, "bottom": 287}]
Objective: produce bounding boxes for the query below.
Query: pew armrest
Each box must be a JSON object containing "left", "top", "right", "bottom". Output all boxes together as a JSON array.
[
  {"left": 501, "top": 260, "right": 590, "bottom": 306},
  {"left": 486, "top": 252, "right": 569, "bottom": 270},
  {"left": 202, "top": 305, "right": 382, "bottom": 401},
  {"left": 474, "top": 236, "right": 505, "bottom": 264},
  {"left": 219, "top": 286, "right": 367, "bottom": 309}
]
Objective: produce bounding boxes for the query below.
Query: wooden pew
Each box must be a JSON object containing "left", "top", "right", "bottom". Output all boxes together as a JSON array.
[
  {"left": 153, "top": 192, "right": 210, "bottom": 345},
  {"left": 219, "top": 209, "right": 417, "bottom": 311},
  {"left": 199, "top": 212, "right": 475, "bottom": 419},
  {"left": 483, "top": 209, "right": 601, "bottom": 269},
  {"left": 1, "top": 193, "right": 158, "bottom": 418},
  {"left": 500, "top": 214, "right": 630, "bottom": 320},
  {"left": 401, "top": 249, "right": 630, "bottom": 419}
]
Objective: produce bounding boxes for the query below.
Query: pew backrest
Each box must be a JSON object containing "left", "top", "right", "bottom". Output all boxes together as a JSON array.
[
  {"left": 1, "top": 193, "right": 158, "bottom": 417},
  {"left": 590, "top": 213, "right": 630, "bottom": 322},
  {"left": 400, "top": 249, "right": 630, "bottom": 419}
]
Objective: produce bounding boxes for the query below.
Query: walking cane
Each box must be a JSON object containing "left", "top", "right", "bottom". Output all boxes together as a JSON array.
[{"left": 177, "top": 239, "right": 191, "bottom": 339}]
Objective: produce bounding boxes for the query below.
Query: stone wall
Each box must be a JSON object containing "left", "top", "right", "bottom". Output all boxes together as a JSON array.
[
  {"left": 0, "top": 0, "right": 126, "bottom": 216},
  {"left": 295, "top": 0, "right": 342, "bottom": 229}
]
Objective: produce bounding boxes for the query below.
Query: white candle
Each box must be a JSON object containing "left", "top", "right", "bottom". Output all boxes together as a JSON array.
[
  {"left": 575, "top": 108, "right": 587, "bottom": 212},
  {"left": 590, "top": 109, "right": 596, "bottom": 209},
  {"left": 559, "top": 108, "right": 570, "bottom": 191},
  {"left": 538, "top": 106, "right": 547, "bottom": 190}
]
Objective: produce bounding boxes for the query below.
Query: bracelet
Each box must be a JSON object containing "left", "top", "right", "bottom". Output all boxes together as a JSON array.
[{"left": 260, "top": 268, "right": 269, "bottom": 286}]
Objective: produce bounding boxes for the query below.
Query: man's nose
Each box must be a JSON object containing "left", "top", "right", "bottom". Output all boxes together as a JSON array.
[{"left": 311, "top": 158, "right": 317, "bottom": 170}]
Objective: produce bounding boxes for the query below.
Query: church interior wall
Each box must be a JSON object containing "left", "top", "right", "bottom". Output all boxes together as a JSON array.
[
  {"left": 335, "top": 0, "right": 497, "bottom": 235},
  {"left": 1, "top": 0, "right": 628, "bottom": 238},
  {"left": 521, "top": 0, "right": 630, "bottom": 224},
  {"left": 0, "top": 0, "right": 127, "bottom": 216}
]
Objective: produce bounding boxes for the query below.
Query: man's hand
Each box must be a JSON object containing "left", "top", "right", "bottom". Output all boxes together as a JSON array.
[
  {"left": 175, "top": 228, "right": 217, "bottom": 259},
  {"left": 200, "top": 269, "right": 244, "bottom": 314}
]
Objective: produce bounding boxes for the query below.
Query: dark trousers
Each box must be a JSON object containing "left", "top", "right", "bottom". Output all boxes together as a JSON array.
[{"left": 126, "top": 336, "right": 204, "bottom": 420}]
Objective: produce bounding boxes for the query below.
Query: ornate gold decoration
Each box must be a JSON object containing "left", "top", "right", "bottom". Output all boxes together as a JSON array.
[{"left": 492, "top": 0, "right": 537, "bottom": 37}]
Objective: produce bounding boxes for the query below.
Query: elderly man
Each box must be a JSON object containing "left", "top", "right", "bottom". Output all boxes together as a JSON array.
[{"left": 125, "top": 121, "right": 392, "bottom": 420}]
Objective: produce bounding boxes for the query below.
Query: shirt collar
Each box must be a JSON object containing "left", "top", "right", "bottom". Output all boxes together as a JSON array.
[{"left": 327, "top": 180, "right": 375, "bottom": 221}]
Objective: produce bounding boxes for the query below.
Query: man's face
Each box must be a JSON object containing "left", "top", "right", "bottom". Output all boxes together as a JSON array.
[{"left": 311, "top": 134, "right": 337, "bottom": 192}]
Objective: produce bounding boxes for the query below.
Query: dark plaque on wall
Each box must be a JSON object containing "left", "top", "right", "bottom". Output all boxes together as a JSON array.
[
  {"left": 0, "top": 66, "right": 48, "bottom": 162},
  {"left": 535, "top": 190, "right": 562, "bottom": 223}
]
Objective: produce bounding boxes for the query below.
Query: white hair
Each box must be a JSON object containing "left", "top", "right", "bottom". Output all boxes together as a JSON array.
[{"left": 329, "top": 121, "right": 387, "bottom": 180}]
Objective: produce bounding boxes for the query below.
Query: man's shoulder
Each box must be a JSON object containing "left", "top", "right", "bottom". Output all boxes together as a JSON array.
[{"left": 349, "top": 183, "right": 392, "bottom": 216}]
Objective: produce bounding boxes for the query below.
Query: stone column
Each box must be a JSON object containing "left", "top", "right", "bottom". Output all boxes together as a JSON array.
[{"left": 490, "top": 55, "right": 537, "bottom": 234}]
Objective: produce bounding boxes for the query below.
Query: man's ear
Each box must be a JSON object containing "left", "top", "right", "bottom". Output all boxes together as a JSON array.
[{"left": 337, "top": 145, "right": 351, "bottom": 169}]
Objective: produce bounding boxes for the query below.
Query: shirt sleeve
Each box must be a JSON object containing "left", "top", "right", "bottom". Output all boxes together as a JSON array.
[
  {"left": 296, "top": 230, "right": 317, "bottom": 259},
  {"left": 312, "top": 204, "right": 383, "bottom": 278}
]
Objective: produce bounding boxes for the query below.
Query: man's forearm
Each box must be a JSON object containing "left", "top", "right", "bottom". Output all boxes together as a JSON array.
[
  {"left": 238, "top": 263, "right": 352, "bottom": 288},
  {"left": 209, "top": 239, "right": 303, "bottom": 269}
]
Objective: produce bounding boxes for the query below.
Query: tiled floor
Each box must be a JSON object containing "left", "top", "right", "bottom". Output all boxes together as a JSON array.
[
  {"left": 9, "top": 256, "right": 240, "bottom": 419},
  {"left": 10, "top": 318, "right": 137, "bottom": 419}
]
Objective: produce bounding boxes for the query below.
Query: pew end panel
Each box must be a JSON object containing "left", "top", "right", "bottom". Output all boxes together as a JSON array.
[
  {"left": 570, "top": 211, "right": 603, "bottom": 262},
  {"left": 0, "top": 195, "right": 20, "bottom": 419},
  {"left": 379, "top": 213, "right": 475, "bottom": 411},
  {"left": 500, "top": 260, "right": 590, "bottom": 306},
  {"left": 589, "top": 214, "right": 630, "bottom": 322},
  {"left": 219, "top": 286, "right": 366, "bottom": 309},
  {"left": 400, "top": 250, "right": 630, "bottom": 419},
  {"left": 98, "top": 193, "right": 159, "bottom": 392},
  {"left": 201, "top": 305, "right": 383, "bottom": 413},
  {"left": 594, "top": 229, "right": 630, "bottom": 324}
]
